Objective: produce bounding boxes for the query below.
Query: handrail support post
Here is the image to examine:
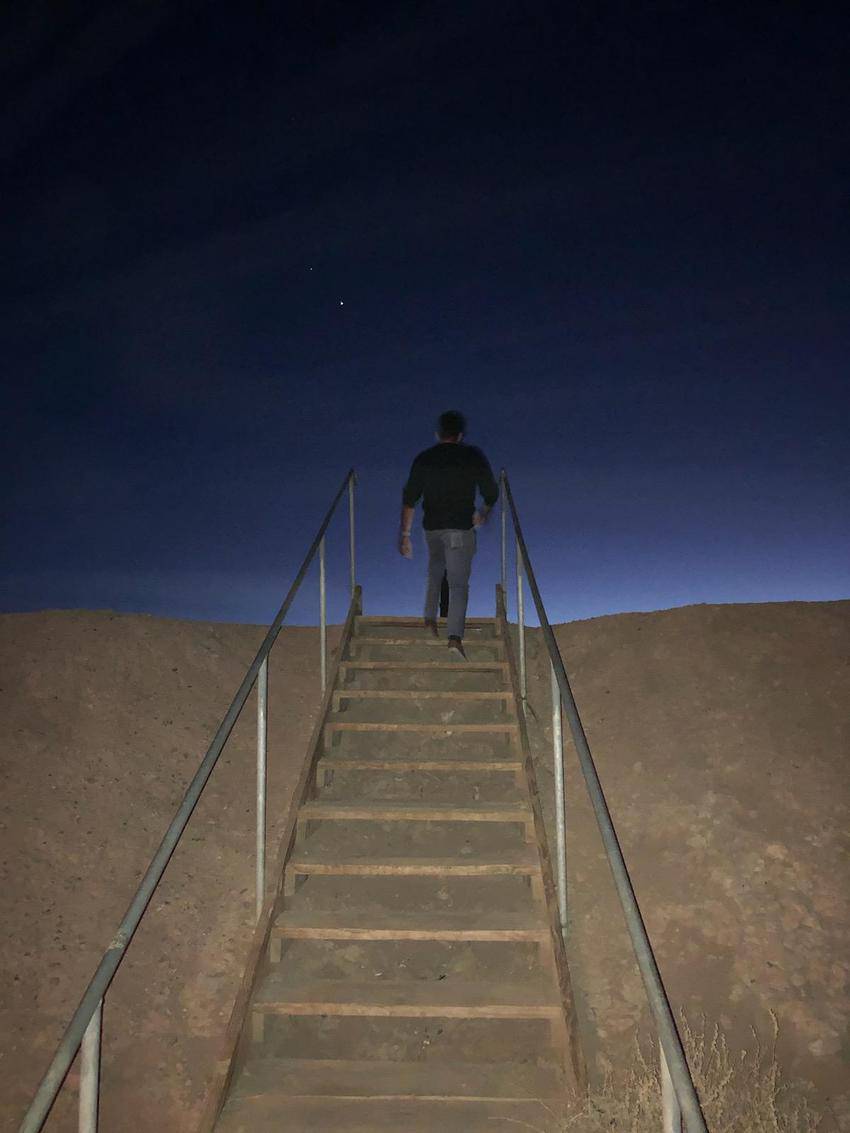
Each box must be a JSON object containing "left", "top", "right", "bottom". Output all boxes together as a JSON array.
[
  {"left": 78, "top": 997, "right": 102, "bottom": 1133},
  {"left": 551, "top": 660, "right": 567, "bottom": 934},
  {"left": 516, "top": 537, "right": 527, "bottom": 708},
  {"left": 500, "top": 469, "right": 507, "bottom": 595},
  {"left": 319, "top": 536, "right": 328, "bottom": 692},
  {"left": 661, "top": 1039, "right": 684, "bottom": 1132},
  {"left": 255, "top": 657, "right": 268, "bottom": 922},
  {"left": 348, "top": 472, "right": 356, "bottom": 599}
]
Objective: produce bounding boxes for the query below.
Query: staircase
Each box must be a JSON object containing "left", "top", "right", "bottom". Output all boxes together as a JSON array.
[{"left": 214, "top": 608, "right": 583, "bottom": 1133}]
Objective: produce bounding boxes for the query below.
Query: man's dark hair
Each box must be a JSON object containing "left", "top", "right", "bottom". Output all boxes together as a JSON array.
[{"left": 437, "top": 410, "right": 466, "bottom": 440}]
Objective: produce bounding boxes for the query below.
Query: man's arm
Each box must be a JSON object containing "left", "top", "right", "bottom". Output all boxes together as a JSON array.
[
  {"left": 473, "top": 451, "right": 499, "bottom": 525},
  {"left": 399, "top": 457, "right": 422, "bottom": 557},
  {"left": 398, "top": 503, "right": 414, "bottom": 557}
]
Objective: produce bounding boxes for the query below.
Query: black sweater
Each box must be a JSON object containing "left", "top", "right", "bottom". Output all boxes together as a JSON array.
[{"left": 402, "top": 442, "right": 499, "bottom": 530}]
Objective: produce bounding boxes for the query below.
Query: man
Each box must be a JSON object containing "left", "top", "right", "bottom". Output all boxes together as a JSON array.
[{"left": 399, "top": 410, "right": 499, "bottom": 659}]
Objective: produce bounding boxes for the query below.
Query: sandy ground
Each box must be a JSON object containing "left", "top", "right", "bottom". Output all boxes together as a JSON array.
[
  {"left": 1, "top": 600, "right": 848, "bottom": 1130},
  {"left": 1, "top": 611, "right": 339, "bottom": 1132},
  {"left": 523, "top": 601, "right": 850, "bottom": 1128}
]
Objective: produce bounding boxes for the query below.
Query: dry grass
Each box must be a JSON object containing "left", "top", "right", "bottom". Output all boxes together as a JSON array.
[{"left": 558, "top": 1013, "right": 822, "bottom": 1132}]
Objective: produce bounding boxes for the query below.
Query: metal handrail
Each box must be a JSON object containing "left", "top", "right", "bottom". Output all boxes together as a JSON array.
[
  {"left": 18, "top": 468, "right": 358, "bottom": 1133},
  {"left": 499, "top": 469, "right": 707, "bottom": 1133}
]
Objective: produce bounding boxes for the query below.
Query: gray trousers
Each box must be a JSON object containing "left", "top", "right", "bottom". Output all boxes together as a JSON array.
[{"left": 424, "top": 528, "right": 477, "bottom": 640}]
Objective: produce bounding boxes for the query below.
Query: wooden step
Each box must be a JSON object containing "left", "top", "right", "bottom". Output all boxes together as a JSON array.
[
  {"left": 286, "top": 846, "right": 540, "bottom": 883},
  {"left": 333, "top": 689, "right": 513, "bottom": 702},
  {"left": 231, "top": 1056, "right": 563, "bottom": 1101},
  {"left": 216, "top": 1094, "right": 565, "bottom": 1132},
  {"left": 350, "top": 637, "right": 505, "bottom": 652},
  {"left": 271, "top": 908, "right": 548, "bottom": 944},
  {"left": 297, "top": 801, "right": 532, "bottom": 835},
  {"left": 325, "top": 721, "right": 519, "bottom": 735},
  {"left": 340, "top": 661, "right": 508, "bottom": 672},
  {"left": 319, "top": 755, "right": 523, "bottom": 773},
  {"left": 252, "top": 974, "right": 561, "bottom": 1021},
  {"left": 356, "top": 615, "right": 499, "bottom": 628}
]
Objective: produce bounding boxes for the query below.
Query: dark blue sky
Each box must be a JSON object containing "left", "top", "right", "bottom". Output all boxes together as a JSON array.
[{"left": 3, "top": 2, "right": 848, "bottom": 625}]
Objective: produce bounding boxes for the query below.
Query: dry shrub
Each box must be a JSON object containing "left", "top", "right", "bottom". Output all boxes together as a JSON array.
[{"left": 560, "top": 1012, "right": 822, "bottom": 1132}]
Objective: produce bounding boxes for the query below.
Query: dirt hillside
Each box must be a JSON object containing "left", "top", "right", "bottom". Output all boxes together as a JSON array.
[
  {"left": 1, "top": 601, "right": 847, "bottom": 1131},
  {"left": 523, "top": 600, "right": 849, "bottom": 1128}
]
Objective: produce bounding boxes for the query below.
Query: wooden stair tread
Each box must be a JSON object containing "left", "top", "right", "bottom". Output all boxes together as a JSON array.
[
  {"left": 231, "top": 1056, "right": 563, "bottom": 1100},
  {"left": 340, "top": 660, "right": 508, "bottom": 671},
  {"left": 288, "top": 847, "right": 539, "bottom": 877},
  {"left": 253, "top": 975, "right": 560, "bottom": 1017},
  {"left": 319, "top": 755, "right": 523, "bottom": 772},
  {"left": 325, "top": 721, "right": 518, "bottom": 732},
  {"left": 350, "top": 637, "right": 504, "bottom": 649},
  {"left": 217, "top": 1095, "right": 564, "bottom": 1132},
  {"left": 335, "top": 689, "right": 512, "bottom": 699},
  {"left": 272, "top": 908, "right": 548, "bottom": 941},
  {"left": 357, "top": 615, "right": 498, "bottom": 625},
  {"left": 300, "top": 800, "right": 530, "bottom": 822}
]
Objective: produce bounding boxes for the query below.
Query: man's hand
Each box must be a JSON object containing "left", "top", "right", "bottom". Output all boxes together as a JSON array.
[
  {"left": 398, "top": 531, "right": 413, "bottom": 558},
  {"left": 472, "top": 507, "right": 490, "bottom": 527}
]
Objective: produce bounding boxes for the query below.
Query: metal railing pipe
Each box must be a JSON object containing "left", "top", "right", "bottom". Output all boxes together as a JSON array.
[
  {"left": 501, "top": 472, "right": 706, "bottom": 1133},
  {"left": 516, "top": 537, "right": 527, "bottom": 706},
  {"left": 348, "top": 472, "right": 357, "bottom": 598},
  {"left": 77, "top": 998, "right": 101, "bottom": 1133},
  {"left": 319, "top": 536, "right": 327, "bottom": 691},
  {"left": 19, "top": 468, "right": 355, "bottom": 1133},
  {"left": 550, "top": 660, "right": 567, "bottom": 932},
  {"left": 661, "top": 1040, "right": 683, "bottom": 1132},
  {"left": 500, "top": 469, "right": 507, "bottom": 593},
  {"left": 255, "top": 657, "right": 268, "bottom": 921}
]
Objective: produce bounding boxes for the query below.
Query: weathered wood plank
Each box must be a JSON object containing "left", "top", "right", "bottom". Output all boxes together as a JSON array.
[
  {"left": 349, "top": 636, "right": 505, "bottom": 651},
  {"left": 299, "top": 800, "right": 530, "bottom": 823},
  {"left": 231, "top": 1057, "right": 563, "bottom": 1101},
  {"left": 271, "top": 908, "right": 547, "bottom": 943},
  {"left": 216, "top": 1094, "right": 566, "bottom": 1133},
  {"left": 356, "top": 615, "right": 498, "bottom": 627},
  {"left": 319, "top": 755, "right": 522, "bottom": 773},
  {"left": 287, "top": 849, "right": 539, "bottom": 878},
  {"left": 334, "top": 689, "right": 512, "bottom": 699},
  {"left": 340, "top": 661, "right": 508, "bottom": 672},
  {"left": 253, "top": 976, "right": 561, "bottom": 1018},
  {"left": 324, "top": 721, "right": 518, "bottom": 733}
]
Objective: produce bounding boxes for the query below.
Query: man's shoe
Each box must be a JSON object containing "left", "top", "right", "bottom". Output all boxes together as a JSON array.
[
  {"left": 424, "top": 618, "right": 439, "bottom": 637},
  {"left": 447, "top": 636, "right": 467, "bottom": 661}
]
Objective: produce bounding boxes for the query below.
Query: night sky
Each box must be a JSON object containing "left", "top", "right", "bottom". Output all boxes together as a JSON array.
[{"left": 3, "top": 3, "right": 848, "bottom": 627}]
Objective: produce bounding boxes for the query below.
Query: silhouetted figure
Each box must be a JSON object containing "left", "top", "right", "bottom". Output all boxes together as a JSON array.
[{"left": 398, "top": 410, "right": 498, "bottom": 660}]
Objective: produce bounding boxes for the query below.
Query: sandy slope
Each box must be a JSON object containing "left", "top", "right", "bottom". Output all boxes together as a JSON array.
[
  {"left": 0, "top": 611, "right": 338, "bottom": 1132},
  {"left": 523, "top": 601, "right": 850, "bottom": 1127},
  {"left": 1, "top": 601, "right": 847, "bottom": 1131}
]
